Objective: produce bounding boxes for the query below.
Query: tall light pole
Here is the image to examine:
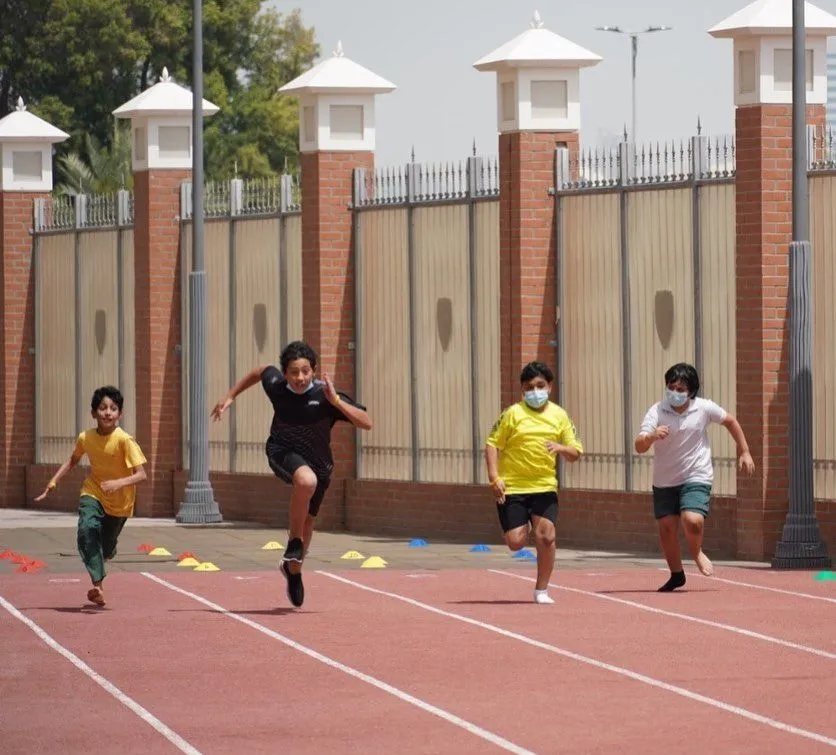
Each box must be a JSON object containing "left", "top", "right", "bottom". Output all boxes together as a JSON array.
[
  {"left": 772, "top": 0, "right": 831, "bottom": 568},
  {"left": 176, "top": 0, "right": 222, "bottom": 524},
  {"left": 594, "top": 25, "right": 672, "bottom": 143}
]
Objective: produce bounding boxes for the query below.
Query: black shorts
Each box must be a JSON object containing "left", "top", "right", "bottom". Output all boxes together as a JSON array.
[
  {"left": 266, "top": 446, "right": 331, "bottom": 517},
  {"left": 496, "top": 491, "right": 558, "bottom": 533}
]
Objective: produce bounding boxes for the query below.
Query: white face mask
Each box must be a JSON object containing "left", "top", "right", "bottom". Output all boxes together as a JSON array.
[
  {"left": 286, "top": 380, "right": 315, "bottom": 395},
  {"left": 524, "top": 388, "right": 549, "bottom": 409},
  {"left": 665, "top": 388, "right": 689, "bottom": 408}
]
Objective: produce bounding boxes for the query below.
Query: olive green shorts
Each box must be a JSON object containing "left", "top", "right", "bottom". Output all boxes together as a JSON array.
[{"left": 652, "top": 482, "right": 712, "bottom": 520}]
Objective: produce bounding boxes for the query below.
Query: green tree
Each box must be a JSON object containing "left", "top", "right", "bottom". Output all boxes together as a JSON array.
[
  {"left": 0, "top": 1, "right": 318, "bottom": 181},
  {"left": 55, "top": 126, "right": 133, "bottom": 196}
]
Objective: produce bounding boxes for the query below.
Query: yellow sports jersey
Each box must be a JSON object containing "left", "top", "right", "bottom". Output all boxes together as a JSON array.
[
  {"left": 486, "top": 401, "right": 583, "bottom": 494},
  {"left": 74, "top": 427, "right": 147, "bottom": 517}
]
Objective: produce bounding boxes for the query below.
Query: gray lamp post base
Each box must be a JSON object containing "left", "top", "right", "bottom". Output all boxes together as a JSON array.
[
  {"left": 176, "top": 481, "right": 222, "bottom": 524},
  {"left": 771, "top": 514, "right": 831, "bottom": 569}
]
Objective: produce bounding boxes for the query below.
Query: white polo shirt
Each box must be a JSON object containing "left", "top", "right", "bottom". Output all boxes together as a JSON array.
[{"left": 639, "top": 397, "right": 727, "bottom": 488}]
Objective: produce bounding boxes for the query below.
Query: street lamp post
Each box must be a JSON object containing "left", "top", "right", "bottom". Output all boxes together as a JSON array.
[
  {"left": 594, "top": 25, "right": 672, "bottom": 143},
  {"left": 772, "top": 0, "right": 831, "bottom": 569},
  {"left": 176, "top": 0, "right": 222, "bottom": 524}
]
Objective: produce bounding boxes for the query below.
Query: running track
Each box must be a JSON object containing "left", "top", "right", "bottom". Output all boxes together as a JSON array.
[{"left": 2, "top": 565, "right": 834, "bottom": 754}]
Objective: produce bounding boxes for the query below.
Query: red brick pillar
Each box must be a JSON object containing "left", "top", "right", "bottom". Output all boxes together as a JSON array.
[
  {"left": 0, "top": 191, "right": 46, "bottom": 507},
  {"left": 499, "top": 131, "right": 579, "bottom": 408},
  {"left": 735, "top": 103, "right": 825, "bottom": 559},
  {"left": 133, "top": 169, "right": 190, "bottom": 516},
  {"left": 300, "top": 151, "right": 374, "bottom": 522}
]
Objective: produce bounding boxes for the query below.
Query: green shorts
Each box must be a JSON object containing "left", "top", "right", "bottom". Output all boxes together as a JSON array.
[{"left": 652, "top": 482, "right": 712, "bottom": 520}]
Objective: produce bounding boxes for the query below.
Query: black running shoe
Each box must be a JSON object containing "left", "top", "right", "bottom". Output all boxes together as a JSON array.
[
  {"left": 280, "top": 561, "right": 305, "bottom": 607},
  {"left": 283, "top": 537, "right": 304, "bottom": 564}
]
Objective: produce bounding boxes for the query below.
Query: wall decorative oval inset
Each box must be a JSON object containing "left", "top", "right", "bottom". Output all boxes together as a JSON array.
[
  {"left": 253, "top": 303, "right": 267, "bottom": 353},
  {"left": 654, "top": 290, "right": 674, "bottom": 350},
  {"left": 94, "top": 310, "right": 107, "bottom": 355},
  {"left": 436, "top": 298, "right": 453, "bottom": 352}
]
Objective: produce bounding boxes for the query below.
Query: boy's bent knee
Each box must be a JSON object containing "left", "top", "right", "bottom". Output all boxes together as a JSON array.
[
  {"left": 77, "top": 529, "right": 93, "bottom": 548},
  {"left": 77, "top": 522, "right": 98, "bottom": 541},
  {"left": 504, "top": 528, "right": 528, "bottom": 551},
  {"left": 681, "top": 512, "right": 704, "bottom": 534},
  {"left": 532, "top": 518, "right": 556, "bottom": 547},
  {"left": 534, "top": 530, "right": 556, "bottom": 548},
  {"left": 76, "top": 526, "right": 99, "bottom": 559},
  {"left": 292, "top": 467, "right": 318, "bottom": 491}
]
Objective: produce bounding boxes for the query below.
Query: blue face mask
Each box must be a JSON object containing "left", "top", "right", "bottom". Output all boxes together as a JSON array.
[
  {"left": 524, "top": 388, "right": 549, "bottom": 409},
  {"left": 665, "top": 388, "right": 689, "bottom": 408},
  {"left": 286, "top": 379, "right": 316, "bottom": 395}
]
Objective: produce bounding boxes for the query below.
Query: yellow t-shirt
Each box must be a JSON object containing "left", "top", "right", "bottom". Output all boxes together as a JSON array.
[
  {"left": 74, "top": 427, "right": 147, "bottom": 517},
  {"left": 486, "top": 401, "right": 583, "bottom": 494}
]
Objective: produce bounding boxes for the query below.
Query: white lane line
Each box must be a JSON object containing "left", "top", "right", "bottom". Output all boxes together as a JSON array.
[
  {"left": 490, "top": 569, "right": 836, "bottom": 660},
  {"left": 141, "top": 572, "right": 535, "bottom": 755},
  {"left": 679, "top": 569, "right": 836, "bottom": 605},
  {"left": 318, "top": 571, "right": 836, "bottom": 749},
  {"left": 0, "top": 593, "right": 202, "bottom": 755}
]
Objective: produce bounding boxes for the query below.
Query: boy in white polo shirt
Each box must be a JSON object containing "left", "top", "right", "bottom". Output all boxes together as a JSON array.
[{"left": 635, "top": 363, "right": 754, "bottom": 592}]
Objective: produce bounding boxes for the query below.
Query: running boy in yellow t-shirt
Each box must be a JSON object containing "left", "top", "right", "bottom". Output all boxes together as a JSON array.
[
  {"left": 485, "top": 362, "right": 583, "bottom": 604},
  {"left": 35, "top": 386, "right": 147, "bottom": 607}
]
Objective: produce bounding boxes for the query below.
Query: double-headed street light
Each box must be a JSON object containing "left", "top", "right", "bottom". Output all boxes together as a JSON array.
[{"left": 594, "top": 25, "right": 672, "bottom": 143}]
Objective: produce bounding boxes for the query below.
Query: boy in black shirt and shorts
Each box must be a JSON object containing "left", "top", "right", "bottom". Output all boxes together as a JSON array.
[{"left": 211, "top": 341, "right": 372, "bottom": 607}]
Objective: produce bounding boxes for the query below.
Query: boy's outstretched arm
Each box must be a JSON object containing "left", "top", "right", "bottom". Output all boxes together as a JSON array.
[
  {"left": 34, "top": 446, "right": 84, "bottom": 502},
  {"left": 211, "top": 364, "right": 270, "bottom": 421},
  {"left": 322, "top": 373, "right": 373, "bottom": 430},
  {"left": 721, "top": 414, "right": 755, "bottom": 475}
]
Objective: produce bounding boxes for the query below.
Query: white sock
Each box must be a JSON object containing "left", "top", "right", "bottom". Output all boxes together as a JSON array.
[{"left": 534, "top": 589, "right": 554, "bottom": 605}]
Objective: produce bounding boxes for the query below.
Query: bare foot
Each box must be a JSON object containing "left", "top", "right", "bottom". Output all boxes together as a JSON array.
[
  {"left": 87, "top": 587, "right": 106, "bottom": 607},
  {"left": 696, "top": 551, "right": 714, "bottom": 577}
]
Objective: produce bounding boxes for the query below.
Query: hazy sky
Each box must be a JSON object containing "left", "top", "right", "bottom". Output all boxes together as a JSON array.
[{"left": 269, "top": 0, "right": 836, "bottom": 167}]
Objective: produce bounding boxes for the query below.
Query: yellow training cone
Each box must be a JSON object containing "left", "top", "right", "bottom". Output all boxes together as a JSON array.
[
  {"left": 177, "top": 557, "right": 201, "bottom": 567},
  {"left": 261, "top": 541, "right": 284, "bottom": 550},
  {"left": 361, "top": 556, "right": 387, "bottom": 569},
  {"left": 341, "top": 550, "right": 365, "bottom": 560},
  {"left": 194, "top": 562, "right": 220, "bottom": 571},
  {"left": 148, "top": 547, "right": 171, "bottom": 557}
]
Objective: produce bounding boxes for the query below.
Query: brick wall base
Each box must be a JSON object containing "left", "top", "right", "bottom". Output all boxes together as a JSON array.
[
  {"left": 170, "top": 471, "right": 344, "bottom": 533},
  {"left": 28, "top": 463, "right": 836, "bottom": 561},
  {"left": 346, "top": 481, "right": 739, "bottom": 557}
]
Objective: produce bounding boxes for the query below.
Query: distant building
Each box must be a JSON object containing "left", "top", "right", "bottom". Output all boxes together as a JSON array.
[{"left": 828, "top": 51, "right": 836, "bottom": 131}]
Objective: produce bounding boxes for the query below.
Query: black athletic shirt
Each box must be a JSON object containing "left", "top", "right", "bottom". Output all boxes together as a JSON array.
[{"left": 260, "top": 365, "right": 364, "bottom": 475}]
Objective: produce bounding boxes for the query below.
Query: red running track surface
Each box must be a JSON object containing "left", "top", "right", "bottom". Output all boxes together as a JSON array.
[{"left": 1, "top": 565, "right": 834, "bottom": 755}]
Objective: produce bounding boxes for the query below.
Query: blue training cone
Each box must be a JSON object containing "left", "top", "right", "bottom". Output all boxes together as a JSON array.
[
  {"left": 512, "top": 548, "right": 536, "bottom": 561},
  {"left": 409, "top": 538, "right": 429, "bottom": 548},
  {"left": 469, "top": 544, "right": 491, "bottom": 553}
]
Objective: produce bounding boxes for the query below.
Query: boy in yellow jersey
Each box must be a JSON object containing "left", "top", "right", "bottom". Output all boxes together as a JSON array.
[
  {"left": 485, "top": 362, "right": 583, "bottom": 604},
  {"left": 34, "top": 386, "right": 147, "bottom": 607}
]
